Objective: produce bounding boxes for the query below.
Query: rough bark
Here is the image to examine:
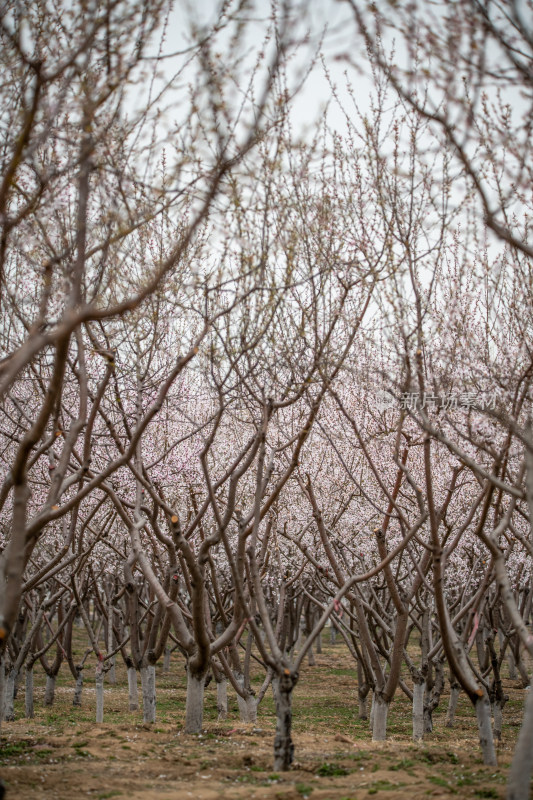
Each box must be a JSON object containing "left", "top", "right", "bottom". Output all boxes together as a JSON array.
[
  {"left": 412, "top": 680, "right": 425, "bottom": 741},
  {"left": 106, "top": 656, "right": 116, "bottom": 686},
  {"left": 475, "top": 694, "right": 497, "bottom": 766},
  {"left": 44, "top": 674, "right": 56, "bottom": 706},
  {"left": 492, "top": 700, "right": 504, "bottom": 741},
  {"left": 128, "top": 666, "right": 139, "bottom": 711},
  {"left": 141, "top": 664, "right": 156, "bottom": 724},
  {"left": 244, "top": 692, "right": 257, "bottom": 723},
  {"left": 273, "top": 672, "right": 296, "bottom": 771},
  {"left": 372, "top": 694, "right": 389, "bottom": 741},
  {"left": 236, "top": 671, "right": 257, "bottom": 723},
  {"left": 424, "top": 658, "right": 444, "bottom": 734},
  {"left": 185, "top": 669, "right": 205, "bottom": 734},
  {"left": 358, "top": 686, "right": 369, "bottom": 721},
  {"left": 369, "top": 690, "right": 375, "bottom": 731},
  {"left": 73, "top": 667, "right": 83, "bottom": 707}
]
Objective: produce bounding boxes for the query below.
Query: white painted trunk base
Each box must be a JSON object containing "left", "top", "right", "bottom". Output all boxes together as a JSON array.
[
  {"left": 185, "top": 671, "right": 204, "bottom": 734},
  {"left": 372, "top": 696, "right": 389, "bottom": 741},
  {"left": 73, "top": 669, "right": 83, "bottom": 707},
  {"left": 506, "top": 686, "right": 533, "bottom": 800},
  {"left": 445, "top": 686, "right": 460, "bottom": 727},
  {"left": 476, "top": 694, "right": 497, "bottom": 766},
  {"left": 412, "top": 681, "right": 425, "bottom": 741},
  {"left": 128, "top": 667, "right": 139, "bottom": 711},
  {"left": 4, "top": 670, "right": 16, "bottom": 721},
  {"left": 244, "top": 693, "right": 257, "bottom": 723},
  {"left": 236, "top": 672, "right": 258, "bottom": 723},
  {"left": 95, "top": 667, "right": 104, "bottom": 723},
  {"left": 44, "top": 674, "right": 56, "bottom": 707},
  {"left": 492, "top": 701, "right": 503, "bottom": 741},
  {"left": 141, "top": 665, "right": 156, "bottom": 724}
]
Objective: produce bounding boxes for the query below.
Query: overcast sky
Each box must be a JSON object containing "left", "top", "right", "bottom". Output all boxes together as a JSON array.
[{"left": 142, "top": 0, "right": 371, "bottom": 142}]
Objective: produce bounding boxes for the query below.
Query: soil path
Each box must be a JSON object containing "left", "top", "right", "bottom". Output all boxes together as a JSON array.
[{"left": 0, "top": 644, "right": 524, "bottom": 799}]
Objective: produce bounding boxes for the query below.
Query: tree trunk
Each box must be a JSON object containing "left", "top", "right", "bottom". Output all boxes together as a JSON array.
[
  {"left": 513, "top": 645, "right": 530, "bottom": 688},
  {"left": 476, "top": 631, "right": 489, "bottom": 673},
  {"left": 295, "top": 625, "right": 304, "bottom": 655},
  {"left": 4, "top": 669, "right": 16, "bottom": 721},
  {"left": 307, "top": 642, "right": 316, "bottom": 666},
  {"left": 13, "top": 668, "right": 21, "bottom": 700},
  {"left": 73, "top": 667, "right": 83, "bottom": 707},
  {"left": 475, "top": 694, "right": 497, "bottom": 766},
  {"left": 95, "top": 664, "right": 104, "bottom": 723},
  {"left": 423, "top": 683, "right": 435, "bottom": 733},
  {"left": 273, "top": 675, "right": 295, "bottom": 771},
  {"left": 185, "top": 669, "right": 204, "bottom": 734},
  {"left": 412, "top": 680, "right": 425, "bottom": 741},
  {"left": 316, "top": 629, "right": 322, "bottom": 654},
  {"left": 128, "top": 666, "right": 139, "bottom": 711},
  {"left": 369, "top": 690, "right": 375, "bottom": 731},
  {"left": 245, "top": 693, "right": 257, "bottom": 723},
  {"left": 499, "top": 629, "right": 517, "bottom": 679},
  {"left": 141, "top": 664, "right": 156, "bottom": 724},
  {"left": 0, "top": 659, "right": 4, "bottom": 729},
  {"left": 506, "top": 686, "right": 533, "bottom": 800},
  {"left": 423, "top": 706, "right": 433, "bottom": 733},
  {"left": 106, "top": 656, "right": 116, "bottom": 686},
  {"left": 216, "top": 677, "right": 227, "bottom": 720},
  {"left": 508, "top": 651, "right": 518, "bottom": 680},
  {"left": 236, "top": 671, "right": 257, "bottom": 723},
  {"left": 372, "top": 694, "right": 389, "bottom": 741},
  {"left": 236, "top": 672, "right": 248, "bottom": 720},
  {"left": 358, "top": 687, "right": 369, "bottom": 721},
  {"left": 445, "top": 684, "right": 460, "bottom": 727},
  {"left": 238, "top": 690, "right": 257, "bottom": 723},
  {"left": 357, "top": 661, "right": 369, "bottom": 720},
  {"left": 492, "top": 699, "right": 504, "bottom": 741},
  {"left": 106, "top": 595, "right": 116, "bottom": 685},
  {"left": 163, "top": 646, "right": 171, "bottom": 673},
  {"left": 25, "top": 666, "right": 34, "bottom": 719},
  {"left": 44, "top": 674, "right": 56, "bottom": 706},
  {"left": 330, "top": 623, "right": 337, "bottom": 645}
]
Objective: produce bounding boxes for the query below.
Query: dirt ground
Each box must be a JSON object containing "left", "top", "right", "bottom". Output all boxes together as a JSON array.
[{"left": 0, "top": 643, "right": 527, "bottom": 799}]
